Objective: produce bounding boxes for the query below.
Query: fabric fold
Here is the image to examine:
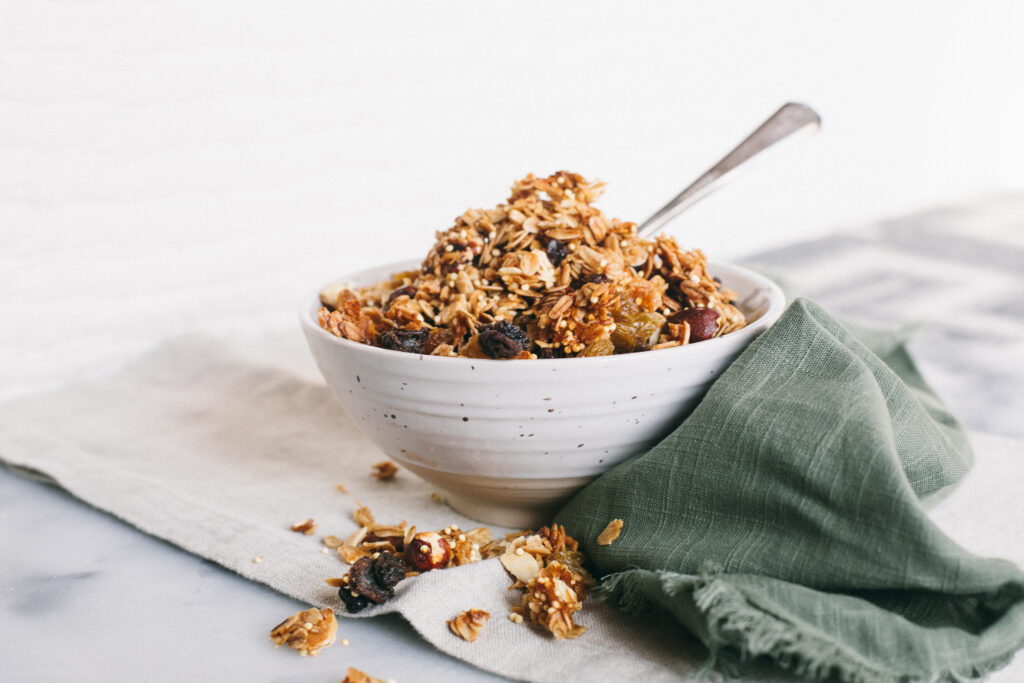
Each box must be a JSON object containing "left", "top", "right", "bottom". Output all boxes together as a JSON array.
[{"left": 556, "top": 298, "right": 1024, "bottom": 681}]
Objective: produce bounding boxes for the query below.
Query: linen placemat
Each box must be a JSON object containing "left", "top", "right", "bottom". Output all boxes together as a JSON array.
[{"left": 0, "top": 336, "right": 704, "bottom": 682}]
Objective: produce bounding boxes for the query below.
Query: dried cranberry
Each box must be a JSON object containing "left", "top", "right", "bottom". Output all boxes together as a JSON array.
[
  {"left": 478, "top": 321, "right": 530, "bottom": 359},
  {"left": 385, "top": 285, "right": 417, "bottom": 309},
  {"left": 376, "top": 328, "right": 429, "bottom": 354},
  {"left": 546, "top": 239, "right": 567, "bottom": 267},
  {"left": 587, "top": 273, "right": 611, "bottom": 284},
  {"left": 373, "top": 551, "right": 408, "bottom": 590},
  {"left": 668, "top": 308, "right": 720, "bottom": 342}
]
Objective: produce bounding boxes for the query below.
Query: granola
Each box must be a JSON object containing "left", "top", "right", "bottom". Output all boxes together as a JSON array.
[
  {"left": 597, "top": 518, "right": 623, "bottom": 546},
  {"left": 370, "top": 460, "right": 399, "bottom": 480},
  {"left": 500, "top": 525, "right": 592, "bottom": 639},
  {"left": 318, "top": 171, "right": 746, "bottom": 359},
  {"left": 290, "top": 518, "right": 318, "bottom": 535},
  {"left": 448, "top": 608, "right": 490, "bottom": 642},
  {"left": 269, "top": 607, "right": 337, "bottom": 656},
  {"left": 342, "top": 667, "right": 386, "bottom": 683}
]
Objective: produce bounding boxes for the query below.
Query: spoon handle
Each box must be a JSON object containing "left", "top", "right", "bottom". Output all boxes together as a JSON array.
[{"left": 635, "top": 102, "right": 821, "bottom": 240}]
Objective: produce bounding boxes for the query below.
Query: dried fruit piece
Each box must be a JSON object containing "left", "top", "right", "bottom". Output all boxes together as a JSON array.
[
  {"left": 668, "top": 307, "right": 720, "bottom": 342},
  {"left": 597, "top": 519, "right": 623, "bottom": 546},
  {"left": 477, "top": 321, "right": 530, "bottom": 359},
  {"left": 269, "top": 607, "right": 337, "bottom": 656},
  {"left": 376, "top": 327, "right": 429, "bottom": 354},
  {"left": 386, "top": 284, "right": 417, "bottom": 308},
  {"left": 371, "top": 460, "right": 399, "bottom": 480},
  {"left": 373, "top": 550, "right": 408, "bottom": 590},
  {"left": 448, "top": 608, "right": 490, "bottom": 642},
  {"left": 405, "top": 531, "right": 452, "bottom": 571},
  {"left": 290, "top": 518, "right": 317, "bottom": 535}
]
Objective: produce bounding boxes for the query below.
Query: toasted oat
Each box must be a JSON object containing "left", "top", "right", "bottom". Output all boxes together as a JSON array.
[
  {"left": 342, "top": 667, "right": 386, "bottom": 683},
  {"left": 335, "top": 483, "right": 348, "bottom": 493},
  {"left": 448, "top": 608, "right": 490, "bottom": 642},
  {"left": 371, "top": 460, "right": 399, "bottom": 480},
  {"left": 269, "top": 607, "right": 337, "bottom": 656},
  {"left": 323, "top": 535, "right": 344, "bottom": 549},
  {"left": 290, "top": 518, "right": 318, "bottom": 535},
  {"left": 597, "top": 518, "right": 624, "bottom": 546},
  {"left": 324, "top": 577, "right": 348, "bottom": 588},
  {"left": 353, "top": 504, "right": 375, "bottom": 527}
]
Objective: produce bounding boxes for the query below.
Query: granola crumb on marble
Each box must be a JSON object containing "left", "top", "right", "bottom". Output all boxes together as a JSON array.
[{"left": 269, "top": 607, "right": 337, "bottom": 656}]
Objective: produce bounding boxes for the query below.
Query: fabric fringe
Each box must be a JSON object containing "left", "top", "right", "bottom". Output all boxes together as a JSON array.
[{"left": 598, "top": 568, "right": 1016, "bottom": 683}]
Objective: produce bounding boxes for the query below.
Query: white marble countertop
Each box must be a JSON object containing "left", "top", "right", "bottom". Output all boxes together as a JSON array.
[{"left": 3, "top": 2, "right": 1024, "bottom": 680}]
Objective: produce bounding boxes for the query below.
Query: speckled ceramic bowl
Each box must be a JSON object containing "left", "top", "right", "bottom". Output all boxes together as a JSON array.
[{"left": 300, "top": 259, "right": 785, "bottom": 527}]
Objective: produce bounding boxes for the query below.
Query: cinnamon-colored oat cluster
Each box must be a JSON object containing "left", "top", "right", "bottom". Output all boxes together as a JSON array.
[{"left": 318, "top": 172, "right": 745, "bottom": 359}]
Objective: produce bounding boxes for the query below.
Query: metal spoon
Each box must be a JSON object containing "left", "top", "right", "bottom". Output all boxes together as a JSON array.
[{"left": 636, "top": 102, "right": 821, "bottom": 239}]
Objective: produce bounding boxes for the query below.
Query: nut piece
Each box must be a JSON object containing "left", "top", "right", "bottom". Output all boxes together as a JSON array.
[
  {"left": 448, "top": 608, "right": 490, "bottom": 642},
  {"left": 269, "top": 607, "right": 337, "bottom": 656},
  {"left": 290, "top": 518, "right": 317, "bottom": 535},
  {"left": 597, "top": 518, "right": 623, "bottom": 546},
  {"left": 405, "top": 531, "right": 452, "bottom": 571},
  {"left": 371, "top": 460, "right": 399, "bottom": 480},
  {"left": 342, "top": 666, "right": 386, "bottom": 683}
]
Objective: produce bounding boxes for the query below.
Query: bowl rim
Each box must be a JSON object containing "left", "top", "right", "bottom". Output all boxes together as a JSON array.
[{"left": 298, "top": 259, "right": 786, "bottom": 366}]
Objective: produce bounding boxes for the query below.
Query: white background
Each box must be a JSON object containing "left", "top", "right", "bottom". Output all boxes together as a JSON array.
[{"left": 2, "top": 1, "right": 1023, "bottom": 393}]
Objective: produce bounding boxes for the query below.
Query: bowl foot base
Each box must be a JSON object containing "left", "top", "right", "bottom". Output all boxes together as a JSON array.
[{"left": 399, "top": 462, "right": 593, "bottom": 528}]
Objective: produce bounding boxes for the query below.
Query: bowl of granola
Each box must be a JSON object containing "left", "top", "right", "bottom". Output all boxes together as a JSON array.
[{"left": 300, "top": 172, "right": 785, "bottom": 526}]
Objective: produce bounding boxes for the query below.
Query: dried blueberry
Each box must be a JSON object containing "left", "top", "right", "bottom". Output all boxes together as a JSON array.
[
  {"left": 478, "top": 321, "right": 530, "bottom": 359},
  {"left": 373, "top": 551, "right": 408, "bottom": 590},
  {"left": 376, "top": 328, "right": 429, "bottom": 354},
  {"left": 546, "top": 239, "right": 567, "bottom": 267},
  {"left": 337, "top": 586, "right": 372, "bottom": 613},
  {"left": 668, "top": 308, "right": 720, "bottom": 342}
]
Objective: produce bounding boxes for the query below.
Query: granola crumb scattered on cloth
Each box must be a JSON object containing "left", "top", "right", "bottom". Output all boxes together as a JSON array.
[
  {"left": 290, "top": 518, "right": 317, "bottom": 535},
  {"left": 597, "top": 519, "right": 623, "bottom": 546},
  {"left": 269, "top": 607, "right": 337, "bottom": 657},
  {"left": 371, "top": 460, "right": 399, "bottom": 480},
  {"left": 448, "top": 608, "right": 490, "bottom": 642}
]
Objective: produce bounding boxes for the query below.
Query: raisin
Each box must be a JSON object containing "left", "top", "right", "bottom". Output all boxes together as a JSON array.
[
  {"left": 546, "top": 239, "right": 567, "bottom": 267},
  {"left": 668, "top": 308, "right": 720, "bottom": 342},
  {"left": 477, "top": 321, "right": 530, "bottom": 359},
  {"left": 373, "top": 551, "right": 408, "bottom": 590},
  {"left": 422, "top": 328, "right": 455, "bottom": 355},
  {"left": 587, "top": 273, "right": 611, "bottom": 284},
  {"left": 385, "top": 285, "right": 417, "bottom": 309},
  {"left": 579, "top": 338, "right": 615, "bottom": 356},
  {"left": 536, "top": 347, "right": 564, "bottom": 359},
  {"left": 376, "top": 328, "right": 429, "bottom": 354},
  {"left": 348, "top": 556, "right": 393, "bottom": 603}
]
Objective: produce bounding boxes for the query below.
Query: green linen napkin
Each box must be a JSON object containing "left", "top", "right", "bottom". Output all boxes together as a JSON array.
[{"left": 556, "top": 298, "right": 1024, "bottom": 682}]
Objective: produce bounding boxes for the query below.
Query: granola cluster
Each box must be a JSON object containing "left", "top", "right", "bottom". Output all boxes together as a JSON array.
[
  {"left": 318, "top": 171, "right": 746, "bottom": 358},
  {"left": 500, "top": 525, "right": 593, "bottom": 639},
  {"left": 269, "top": 607, "right": 337, "bottom": 656},
  {"left": 448, "top": 608, "right": 491, "bottom": 642}
]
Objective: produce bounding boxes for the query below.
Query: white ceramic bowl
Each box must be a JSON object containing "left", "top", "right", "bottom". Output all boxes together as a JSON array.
[{"left": 300, "top": 260, "right": 785, "bottom": 527}]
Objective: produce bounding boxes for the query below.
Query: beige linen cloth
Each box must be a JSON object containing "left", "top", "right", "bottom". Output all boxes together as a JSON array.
[
  {"left": 0, "top": 337, "right": 704, "bottom": 681},
  {"left": 0, "top": 337, "right": 1020, "bottom": 681}
]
